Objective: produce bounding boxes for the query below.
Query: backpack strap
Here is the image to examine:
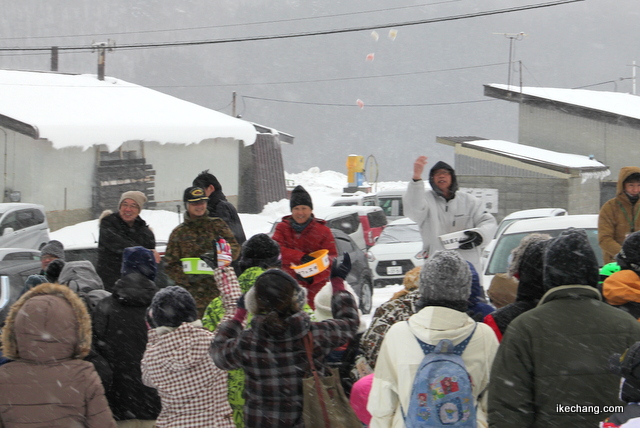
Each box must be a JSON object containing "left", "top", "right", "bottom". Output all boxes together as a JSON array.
[{"left": 414, "top": 323, "right": 477, "bottom": 355}]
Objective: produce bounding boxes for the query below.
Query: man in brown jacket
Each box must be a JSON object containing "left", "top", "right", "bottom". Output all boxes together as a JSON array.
[{"left": 599, "top": 166, "right": 640, "bottom": 263}]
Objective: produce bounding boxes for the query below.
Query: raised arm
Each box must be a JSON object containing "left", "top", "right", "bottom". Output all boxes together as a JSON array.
[{"left": 404, "top": 158, "right": 431, "bottom": 224}]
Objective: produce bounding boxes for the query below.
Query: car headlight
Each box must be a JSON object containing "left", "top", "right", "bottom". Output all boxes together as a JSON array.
[
  {"left": 366, "top": 251, "right": 375, "bottom": 262},
  {"left": 415, "top": 250, "right": 427, "bottom": 260}
]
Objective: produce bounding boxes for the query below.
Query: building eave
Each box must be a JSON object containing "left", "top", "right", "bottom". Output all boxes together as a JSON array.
[
  {"left": 0, "top": 114, "right": 38, "bottom": 139},
  {"left": 483, "top": 84, "right": 640, "bottom": 130},
  {"left": 437, "top": 136, "right": 609, "bottom": 179},
  {"left": 252, "top": 123, "right": 295, "bottom": 144}
]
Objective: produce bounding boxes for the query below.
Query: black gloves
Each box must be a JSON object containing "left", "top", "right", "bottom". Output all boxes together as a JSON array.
[
  {"left": 331, "top": 252, "right": 351, "bottom": 280},
  {"left": 296, "top": 273, "right": 314, "bottom": 285},
  {"left": 300, "top": 254, "right": 315, "bottom": 264},
  {"left": 200, "top": 252, "right": 218, "bottom": 270},
  {"left": 458, "top": 231, "right": 483, "bottom": 250},
  {"left": 200, "top": 238, "right": 220, "bottom": 270}
]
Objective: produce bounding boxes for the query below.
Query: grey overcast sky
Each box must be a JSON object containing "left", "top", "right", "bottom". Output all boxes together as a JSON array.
[{"left": 1, "top": 0, "right": 638, "bottom": 180}]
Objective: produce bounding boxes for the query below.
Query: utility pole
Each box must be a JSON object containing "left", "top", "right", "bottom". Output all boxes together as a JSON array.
[
  {"left": 50, "top": 46, "right": 58, "bottom": 71},
  {"left": 91, "top": 40, "right": 115, "bottom": 81},
  {"left": 232, "top": 91, "right": 237, "bottom": 117},
  {"left": 494, "top": 32, "right": 526, "bottom": 89},
  {"left": 632, "top": 61, "right": 637, "bottom": 95}
]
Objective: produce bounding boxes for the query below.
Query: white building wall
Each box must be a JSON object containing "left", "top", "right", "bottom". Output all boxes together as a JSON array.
[
  {"left": 141, "top": 137, "right": 241, "bottom": 211},
  {"left": 0, "top": 128, "right": 95, "bottom": 211},
  {"left": 0, "top": 127, "right": 244, "bottom": 229}
]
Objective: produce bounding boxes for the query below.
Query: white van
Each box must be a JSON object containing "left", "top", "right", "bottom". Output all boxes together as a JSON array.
[
  {"left": 375, "top": 189, "right": 406, "bottom": 222},
  {"left": 0, "top": 203, "right": 50, "bottom": 250}
]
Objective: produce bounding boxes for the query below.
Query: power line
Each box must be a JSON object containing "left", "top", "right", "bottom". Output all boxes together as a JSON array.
[
  {"left": 0, "top": 0, "right": 584, "bottom": 53},
  {"left": 147, "top": 61, "right": 509, "bottom": 89},
  {"left": 241, "top": 95, "right": 497, "bottom": 107},
  {"left": 0, "top": 60, "right": 507, "bottom": 90},
  {"left": 0, "top": 0, "right": 463, "bottom": 41},
  {"left": 573, "top": 78, "right": 633, "bottom": 90}
]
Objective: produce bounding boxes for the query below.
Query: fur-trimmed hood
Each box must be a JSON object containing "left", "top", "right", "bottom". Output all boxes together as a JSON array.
[
  {"left": 2, "top": 282, "right": 92, "bottom": 361},
  {"left": 616, "top": 166, "right": 640, "bottom": 196}
]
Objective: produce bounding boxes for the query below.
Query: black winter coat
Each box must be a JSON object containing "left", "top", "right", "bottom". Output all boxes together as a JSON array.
[
  {"left": 207, "top": 190, "right": 246, "bottom": 245},
  {"left": 93, "top": 272, "right": 161, "bottom": 421},
  {"left": 97, "top": 212, "right": 156, "bottom": 292}
]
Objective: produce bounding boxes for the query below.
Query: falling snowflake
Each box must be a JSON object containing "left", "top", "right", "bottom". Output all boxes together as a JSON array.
[
  {"left": 388, "top": 29, "right": 398, "bottom": 40},
  {"left": 371, "top": 31, "right": 379, "bottom": 41},
  {"left": 366, "top": 53, "right": 375, "bottom": 61},
  {"left": 356, "top": 99, "right": 365, "bottom": 109}
]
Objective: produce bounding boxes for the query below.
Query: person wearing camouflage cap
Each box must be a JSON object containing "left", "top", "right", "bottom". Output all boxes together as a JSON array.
[{"left": 164, "top": 186, "right": 240, "bottom": 317}]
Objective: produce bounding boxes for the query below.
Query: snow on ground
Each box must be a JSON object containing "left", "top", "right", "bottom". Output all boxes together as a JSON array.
[{"left": 50, "top": 167, "right": 410, "bottom": 324}]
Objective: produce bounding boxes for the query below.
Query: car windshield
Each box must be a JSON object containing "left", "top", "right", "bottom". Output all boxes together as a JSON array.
[
  {"left": 376, "top": 223, "right": 421, "bottom": 244},
  {"left": 495, "top": 218, "right": 518, "bottom": 238},
  {"left": 486, "top": 228, "right": 603, "bottom": 275}
]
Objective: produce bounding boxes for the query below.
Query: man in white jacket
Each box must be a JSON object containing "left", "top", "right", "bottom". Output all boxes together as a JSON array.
[
  {"left": 403, "top": 156, "right": 497, "bottom": 278},
  {"left": 367, "top": 250, "right": 499, "bottom": 428}
]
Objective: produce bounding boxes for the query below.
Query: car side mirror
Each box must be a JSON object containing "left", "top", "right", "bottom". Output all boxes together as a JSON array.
[{"left": 2, "top": 227, "right": 14, "bottom": 236}]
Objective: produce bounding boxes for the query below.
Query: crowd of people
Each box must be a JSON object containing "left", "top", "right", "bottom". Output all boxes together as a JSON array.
[{"left": 0, "top": 162, "right": 640, "bottom": 428}]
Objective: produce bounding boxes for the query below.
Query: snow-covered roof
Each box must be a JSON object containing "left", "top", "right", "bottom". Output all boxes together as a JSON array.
[
  {"left": 464, "top": 139, "right": 606, "bottom": 170},
  {"left": 442, "top": 137, "right": 610, "bottom": 181},
  {"left": 0, "top": 69, "right": 257, "bottom": 151},
  {"left": 486, "top": 83, "right": 640, "bottom": 121}
]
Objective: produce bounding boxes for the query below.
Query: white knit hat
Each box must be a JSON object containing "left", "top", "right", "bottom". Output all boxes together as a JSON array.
[{"left": 313, "top": 281, "right": 367, "bottom": 333}]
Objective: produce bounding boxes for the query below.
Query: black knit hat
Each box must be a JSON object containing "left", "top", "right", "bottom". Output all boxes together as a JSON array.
[
  {"left": 149, "top": 286, "right": 198, "bottom": 327},
  {"left": 290, "top": 185, "right": 313, "bottom": 210},
  {"left": 543, "top": 228, "right": 599, "bottom": 291},
  {"left": 617, "top": 231, "right": 640, "bottom": 275},
  {"left": 122, "top": 246, "right": 157, "bottom": 281},
  {"left": 45, "top": 259, "right": 66, "bottom": 283},
  {"left": 240, "top": 233, "right": 281, "bottom": 270},
  {"left": 245, "top": 269, "right": 307, "bottom": 315}
]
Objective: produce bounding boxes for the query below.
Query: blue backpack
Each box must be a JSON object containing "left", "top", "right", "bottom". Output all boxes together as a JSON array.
[{"left": 404, "top": 324, "right": 477, "bottom": 427}]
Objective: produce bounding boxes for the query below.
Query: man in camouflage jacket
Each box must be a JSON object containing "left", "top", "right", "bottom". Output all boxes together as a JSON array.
[{"left": 164, "top": 186, "right": 240, "bottom": 317}]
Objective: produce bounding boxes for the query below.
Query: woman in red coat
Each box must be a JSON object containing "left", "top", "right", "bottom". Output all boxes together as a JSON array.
[{"left": 272, "top": 185, "right": 338, "bottom": 308}]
